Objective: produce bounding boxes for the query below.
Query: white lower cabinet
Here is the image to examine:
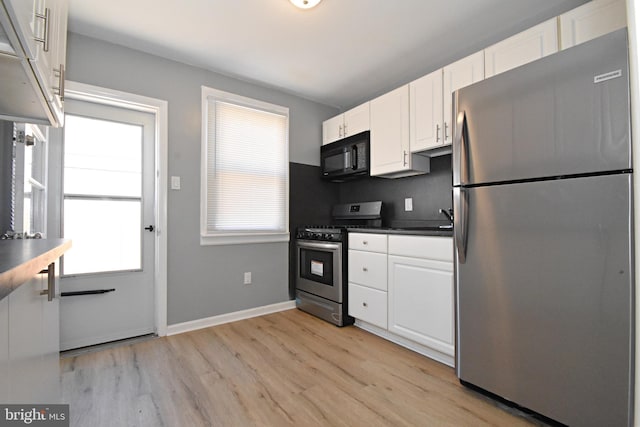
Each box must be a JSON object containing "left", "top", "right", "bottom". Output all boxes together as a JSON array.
[
  {"left": 348, "top": 233, "right": 388, "bottom": 329},
  {"left": 387, "top": 255, "right": 454, "bottom": 356},
  {"left": 4, "top": 263, "right": 60, "bottom": 404},
  {"left": 348, "top": 232, "right": 454, "bottom": 366}
]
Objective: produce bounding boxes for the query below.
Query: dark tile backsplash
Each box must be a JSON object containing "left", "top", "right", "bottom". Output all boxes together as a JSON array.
[
  {"left": 288, "top": 156, "right": 453, "bottom": 297},
  {"left": 336, "top": 155, "right": 453, "bottom": 226}
]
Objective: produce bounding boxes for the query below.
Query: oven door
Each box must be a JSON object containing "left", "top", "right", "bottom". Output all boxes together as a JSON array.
[{"left": 296, "top": 239, "right": 343, "bottom": 303}]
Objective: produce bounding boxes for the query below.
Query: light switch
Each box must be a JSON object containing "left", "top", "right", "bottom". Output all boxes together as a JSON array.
[
  {"left": 171, "top": 176, "right": 181, "bottom": 190},
  {"left": 405, "top": 198, "right": 413, "bottom": 211}
]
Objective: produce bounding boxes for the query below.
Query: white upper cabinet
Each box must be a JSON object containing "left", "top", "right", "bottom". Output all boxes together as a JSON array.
[
  {"left": 409, "top": 69, "right": 443, "bottom": 152},
  {"left": 2, "top": 0, "right": 41, "bottom": 60},
  {"left": 370, "top": 85, "right": 430, "bottom": 178},
  {"left": 484, "top": 18, "right": 558, "bottom": 78},
  {"left": 442, "top": 51, "right": 484, "bottom": 144},
  {"left": 410, "top": 51, "right": 484, "bottom": 153},
  {"left": 0, "top": 0, "right": 68, "bottom": 126},
  {"left": 559, "top": 0, "right": 626, "bottom": 50},
  {"left": 322, "top": 102, "right": 370, "bottom": 145}
]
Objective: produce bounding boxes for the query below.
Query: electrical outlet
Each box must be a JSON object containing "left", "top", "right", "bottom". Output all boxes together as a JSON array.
[
  {"left": 244, "top": 272, "right": 252, "bottom": 285},
  {"left": 405, "top": 198, "right": 413, "bottom": 211}
]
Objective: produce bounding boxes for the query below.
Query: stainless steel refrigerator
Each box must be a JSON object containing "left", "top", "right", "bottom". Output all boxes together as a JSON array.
[{"left": 453, "top": 29, "right": 633, "bottom": 427}]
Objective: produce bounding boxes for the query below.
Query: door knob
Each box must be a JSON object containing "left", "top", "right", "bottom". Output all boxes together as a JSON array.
[{"left": 144, "top": 225, "right": 155, "bottom": 232}]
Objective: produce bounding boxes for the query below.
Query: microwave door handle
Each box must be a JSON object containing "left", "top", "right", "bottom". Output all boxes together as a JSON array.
[{"left": 352, "top": 145, "right": 358, "bottom": 170}]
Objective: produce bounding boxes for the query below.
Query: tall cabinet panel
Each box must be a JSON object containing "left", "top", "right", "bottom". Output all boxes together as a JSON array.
[{"left": 484, "top": 18, "right": 558, "bottom": 78}]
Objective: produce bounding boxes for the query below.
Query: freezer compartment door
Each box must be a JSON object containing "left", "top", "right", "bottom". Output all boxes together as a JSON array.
[
  {"left": 453, "top": 29, "right": 630, "bottom": 186},
  {"left": 455, "top": 174, "right": 632, "bottom": 427}
]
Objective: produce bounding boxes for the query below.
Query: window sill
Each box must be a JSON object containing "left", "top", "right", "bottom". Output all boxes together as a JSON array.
[{"left": 200, "top": 232, "right": 290, "bottom": 246}]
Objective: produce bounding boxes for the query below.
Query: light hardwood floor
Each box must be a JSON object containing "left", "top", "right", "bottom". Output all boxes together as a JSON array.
[{"left": 61, "top": 309, "right": 542, "bottom": 426}]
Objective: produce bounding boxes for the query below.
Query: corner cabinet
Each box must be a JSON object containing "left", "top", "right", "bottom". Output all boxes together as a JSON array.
[
  {"left": 0, "top": 0, "right": 68, "bottom": 126},
  {"left": 484, "top": 18, "right": 558, "bottom": 78},
  {"left": 370, "top": 85, "right": 430, "bottom": 178},
  {"left": 322, "top": 102, "right": 370, "bottom": 145},
  {"left": 387, "top": 236, "right": 454, "bottom": 362},
  {"left": 559, "top": 0, "right": 626, "bottom": 50}
]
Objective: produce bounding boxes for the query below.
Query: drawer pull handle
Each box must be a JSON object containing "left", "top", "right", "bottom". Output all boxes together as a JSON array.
[
  {"left": 362, "top": 302, "right": 368, "bottom": 307},
  {"left": 362, "top": 267, "right": 368, "bottom": 272},
  {"left": 362, "top": 241, "right": 368, "bottom": 245}
]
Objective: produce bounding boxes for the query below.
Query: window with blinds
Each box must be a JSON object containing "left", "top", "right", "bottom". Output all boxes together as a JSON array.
[{"left": 201, "top": 86, "right": 289, "bottom": 245}]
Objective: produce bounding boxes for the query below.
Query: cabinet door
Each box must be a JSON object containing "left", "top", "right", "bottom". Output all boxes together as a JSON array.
[
  {"left": 343, "top": 102, "right": 370, "bottom": 138},
  {"left": 559, "top": 0, "right": 626, "bottom": 49},
  {"left": 0, "top": 297, "right": 8, "bottom": 403},
  {"left": 442, "top": 51, "right": 484, "bottom": 145},
  {"left": 484, "top": 18, "right": 558, "bottom": 78},
  {"left": 40, "top": 263, "right": 60, "bottom": 402},
  {"left": 388, "top": 255, "right": 454, "bottom": 356},
  {"left": 370, "top": 85, "right": 410, "bottom": 175},
  {"left": 45, "top": 0, "right": 67, "bottom": 124},
  {"left": 2, "top": 0, "right": 40, "bottom": 59},
  {"left": 348, "top": 283, "right": 387, "bottom": 329},
  {"left": 7, "top": 275, "right": 44, "bottom": 403},
  {"left": 322, "top": 114, "right": 344, "bottom": 145},
  {"left": 410, "top": 69, "right": 443, "bottom": 152}
]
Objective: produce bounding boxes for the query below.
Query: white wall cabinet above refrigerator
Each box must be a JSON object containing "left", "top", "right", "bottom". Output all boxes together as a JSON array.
[
  {"left": 484, "top": 18, "right": 558, "bottom": 78},
  {"left": 0, "top": 0, "right": 68, "bottom": 126},
  {"left": 559, "top": 0, "right": 626, "bottom": 49},
  {"left": 409, "top": 51, "right": 484, "bottom": 154},
  {"left": 322, "top": 102, "right": 369, "bottom": 145}
]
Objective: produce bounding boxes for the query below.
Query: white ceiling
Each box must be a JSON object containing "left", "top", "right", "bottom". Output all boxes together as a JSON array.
[{"left": 67, "top": 0, "right": 589, "bottom": 109}]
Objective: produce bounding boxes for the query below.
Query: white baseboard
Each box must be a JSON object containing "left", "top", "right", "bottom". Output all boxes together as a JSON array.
[
  {"left": 354, "top": 319, "right": 455, "bottom": 367},
  {"left": 166, "top": 300, "right": 296, "bottom": 336}
]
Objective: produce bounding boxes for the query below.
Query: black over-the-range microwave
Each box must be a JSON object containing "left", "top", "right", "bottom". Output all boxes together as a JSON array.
[{"left": 320, "top": 131, "right": 370, "bottom": 181}]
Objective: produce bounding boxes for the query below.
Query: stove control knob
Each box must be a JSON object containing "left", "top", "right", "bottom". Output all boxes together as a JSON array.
[{"left": 324, "top": 233, "right": 332, "bottom": 240}]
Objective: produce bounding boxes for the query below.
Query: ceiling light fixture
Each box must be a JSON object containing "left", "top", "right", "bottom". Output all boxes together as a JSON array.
[{"left": 289, "top": 0, "right": 322, "bottom": 10}]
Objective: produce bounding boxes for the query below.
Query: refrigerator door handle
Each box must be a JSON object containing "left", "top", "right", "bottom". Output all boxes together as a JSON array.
[
  {"left": 453, "top": 187, "right": 468, "bottom": 264},
  {"left": 453, "top": 94, "right": 469, "bottom": 186}
]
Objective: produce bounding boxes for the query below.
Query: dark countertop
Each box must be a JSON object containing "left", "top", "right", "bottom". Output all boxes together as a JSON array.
[
  {"left": 0, "top": 239, "right": 71, "bottom": 301},
  {"left": 348, "top": 227, "right": 454, "bottom": 237}
]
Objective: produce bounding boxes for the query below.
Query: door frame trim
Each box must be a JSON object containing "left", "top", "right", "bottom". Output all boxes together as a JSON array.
[{"left": 64, "top": 81, "right": 169, "bottom": 337}]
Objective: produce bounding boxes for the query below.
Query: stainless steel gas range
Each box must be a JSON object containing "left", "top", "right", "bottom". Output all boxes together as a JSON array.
[{"left": 294, "top": 201, "right": 382, "bottom": 326}]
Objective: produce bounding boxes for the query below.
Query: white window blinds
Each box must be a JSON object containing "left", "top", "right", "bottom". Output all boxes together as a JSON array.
[{"left": 201, "top": 87, "right": 289, "bottom": 244}]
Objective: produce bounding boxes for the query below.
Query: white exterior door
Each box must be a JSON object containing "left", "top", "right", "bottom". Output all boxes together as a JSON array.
[{"left": 59, "top": 98, "right": 156, "bottom": 350}]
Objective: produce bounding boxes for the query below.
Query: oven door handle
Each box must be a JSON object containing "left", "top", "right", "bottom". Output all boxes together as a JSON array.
[{"left": 296, "top": 240, "right": 342, "bottom": 251}]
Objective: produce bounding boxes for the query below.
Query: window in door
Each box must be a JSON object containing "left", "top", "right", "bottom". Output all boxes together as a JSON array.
[{"left": 62, "top": 114, "right": 144, "bottom": 275}]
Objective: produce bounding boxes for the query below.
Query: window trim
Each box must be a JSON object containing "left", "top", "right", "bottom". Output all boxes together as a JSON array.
[{"left": 200, "top": 86, "right": 290, "bottom": 246}]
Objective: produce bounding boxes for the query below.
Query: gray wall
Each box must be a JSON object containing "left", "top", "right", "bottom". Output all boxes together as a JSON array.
[{"left": 63, "top": 33, "right": 338, "bottom": 325}]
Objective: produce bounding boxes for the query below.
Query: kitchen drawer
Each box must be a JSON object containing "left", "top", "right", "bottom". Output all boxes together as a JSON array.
[
  {"left": 348, "top": 283, "right": 387, "bottom": 329},
  {"left": 349, "top": 233, "right": 387, "bottom": 253},
  {"left": 348, "top": 250, "right": 387, "bottom": 291},
  {"left": 388, "top": 235, "right": 453, "bottom": 262}
]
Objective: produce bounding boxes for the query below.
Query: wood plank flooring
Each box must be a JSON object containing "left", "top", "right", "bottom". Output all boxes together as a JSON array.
[{"left": 61, "top": 309, "right": 543, "bottom": 427}]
